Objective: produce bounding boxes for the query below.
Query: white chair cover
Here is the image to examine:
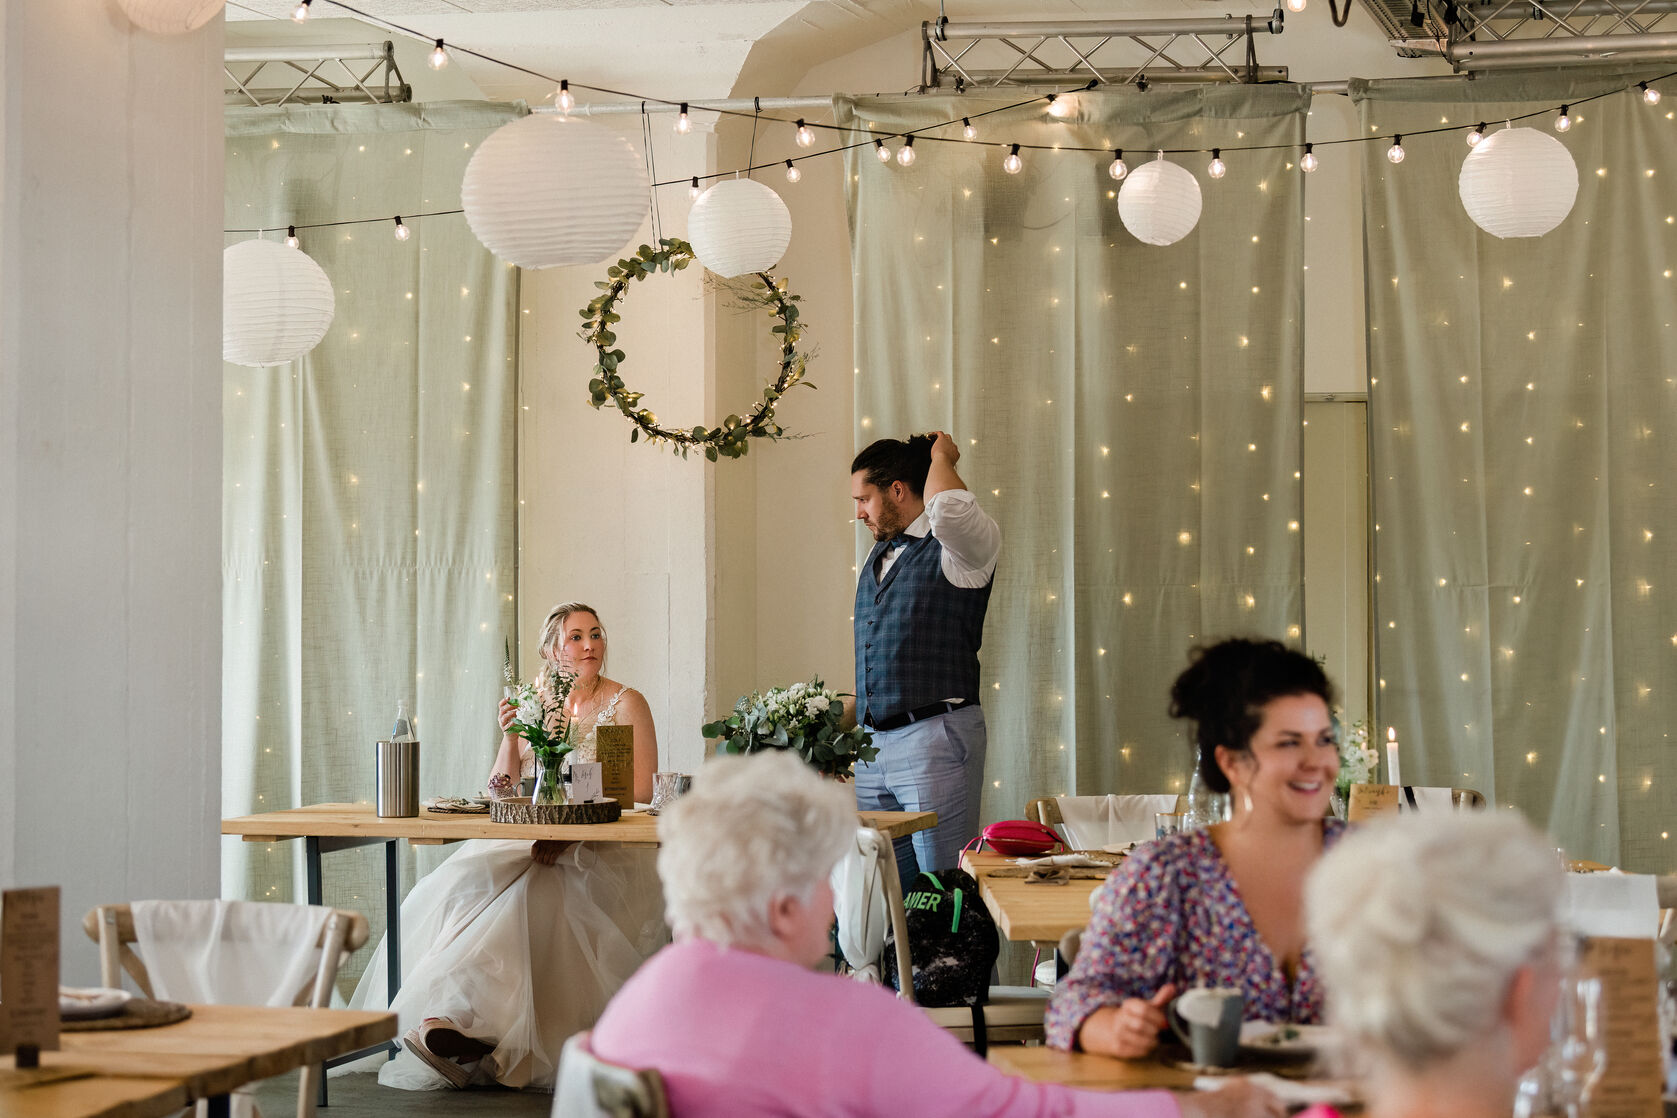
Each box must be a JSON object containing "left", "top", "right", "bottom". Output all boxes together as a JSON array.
[
  {"left": 1054, "top": 794, "right": 1179, "bottom": 849},
  {"left": 1404, "top": 786, "right": 1458, "bottom": 813},
  {"left": 831, "top": 828, "right": 888, "bottom": 983}
]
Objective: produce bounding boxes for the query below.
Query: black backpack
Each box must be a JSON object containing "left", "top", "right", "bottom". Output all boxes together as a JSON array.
[{"left": 882, "top": 868, "right": 999, "bottom": 1010}]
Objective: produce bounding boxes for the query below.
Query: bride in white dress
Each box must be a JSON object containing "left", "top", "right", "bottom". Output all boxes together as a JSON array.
[{"left": 347, "top": 602, "right": 665, "bottom": 1090}]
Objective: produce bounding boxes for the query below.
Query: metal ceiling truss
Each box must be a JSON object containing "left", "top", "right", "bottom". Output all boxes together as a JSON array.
[
  {"left": 920, "top": 14, "right": 1289, "bottom": 91},
  {"left": 224, "top": 41, "right": 410, "bottom": 107},
  {"left": 1362, "top": 0, "right": 1677, "bottom": 67}
]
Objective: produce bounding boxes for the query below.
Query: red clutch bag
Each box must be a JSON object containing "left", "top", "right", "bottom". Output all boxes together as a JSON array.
[{"left": 972, "top": 819, "right": 1064, "bottom": 857}]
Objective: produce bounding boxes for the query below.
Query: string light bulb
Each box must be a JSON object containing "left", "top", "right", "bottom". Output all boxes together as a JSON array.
[
  {"left": 874, "top": 138, "right": 892, "bottom": 163},
  {"left": 962, "top": 117, "right": 977, "bottom": 141},
  {"left": 1207, "top": 148, "right": 1227, "bottom": 179},
  {"left": 1555, "top": 105, "right": 1571, "bottom": 132},
  {"left": 1003, "top": 143, "right": 1023, "bottom": 174},
  {"left": 896, "top": 136, "right": 917, "bottom": 167},
  {"left": 1046, "top": 92, "right": 1074, "bottom": 120},
  {"left": 1287, "top": 0, "right": 1307, "bottom": 10},
  {"left": 1387, "top": 135, "right": 1406, "bottom": 163},
  {"left": 291, "top": 0, "right": 310, "bottom": 20},
  {"left": 428, "top": 39, "right": 449, "bottom": 70},
  {"left": 393, "top": 216, "right": 411, "bottom": 241},
  {"left": 1467, "top": 122, "right": 1485, "bottom": 146},
  {"left": 1300, "top": 143, "right": 1318, "bottom": 173},
  {"left": 1108, "top": 149, "right": 1128, "bottom": 180},
  {"left": 794, "top": 119, "right": 815, "bottom": 147},
  {"left": 1641, "top": 82, "right": 1662, "bottom": 105},
  {"left": 784, "top": 159, "right": 801, "bottom": 183},
  {"left": 285, "top": 225, "right": 300, "bottom": 249},
  {"left": 556, "top": 80, "right": 574, "bottom": 113},
  {"left": 688, "top": 176, "right": 701, "bottom": 200},
  {"left": 676, "top": 103, "right": 692, "bottom": 134}
]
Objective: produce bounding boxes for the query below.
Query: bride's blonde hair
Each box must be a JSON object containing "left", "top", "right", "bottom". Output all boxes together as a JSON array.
[{"left": 538, "top": 602, "right": 605, "bottom": 670}]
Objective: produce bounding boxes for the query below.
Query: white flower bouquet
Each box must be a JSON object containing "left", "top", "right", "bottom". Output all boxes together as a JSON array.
[
  {"left": 1335, "top": 715, "right": 1380, "bottom": 802},
  {"left": 507, "top": 664, "right": 578, "bottom": 804},
  {"left": 703, "top": 677, "right": 878, "bottom": 779}
]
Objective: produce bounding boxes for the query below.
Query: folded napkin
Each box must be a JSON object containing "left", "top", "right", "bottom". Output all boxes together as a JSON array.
[
  {"left": 1025, "top": 867, "right": 1072, "bottom": 886},
  {"left": 1194, "top": 1072, "right": 1354, "bottom": 1108},
  {"left": 1015, "top": 853, "right": 1109, "bottom": 868},
  {"left": 59, "top": 986, "right": 130, "bottom": 1020},
  {"left": 424, "top": 797, "right": 488, "bottom": 814}
]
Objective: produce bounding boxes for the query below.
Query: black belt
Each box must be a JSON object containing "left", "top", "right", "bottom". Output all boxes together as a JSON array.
[{"left": 867, "top": 699, "right": 973, "bottom": 733}]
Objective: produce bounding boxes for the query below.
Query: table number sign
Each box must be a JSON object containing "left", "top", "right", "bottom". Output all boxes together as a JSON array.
[
  {"left": 594, "top": 726, "right": 635, "bottom": 808},
  {"left": 0, "top": 885, "right": 61, "bottom": 1054},
  {"left": 1580, "top": 936, "right": 1663, "bottom": 1118},
  {"left": 1346, "top": 783, "right": 1402, "bottom": 822}
]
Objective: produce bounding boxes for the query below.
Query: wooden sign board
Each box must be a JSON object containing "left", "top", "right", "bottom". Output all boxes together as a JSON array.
[
  {"left": 595, "top": 725, "right": 635, "bottom": 808},
  {"left": 0, "top": 886, "right": 61, "bottom": 1053},
  {"left": 1580, "top": 936, "right": 1664, "bottom": 1118},
  {"left": 1347, "top": 783, "right": 1401, "bottom": 822}
]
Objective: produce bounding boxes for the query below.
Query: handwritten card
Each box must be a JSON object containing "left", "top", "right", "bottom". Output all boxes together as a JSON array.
[
  {"left": 594, "top": 725, "right": 635, "bottom": 808},
  {"left": 1347, "top": 783, "right": 1401, "bottom": 822},
  {"left": 0, "top": 886, "right": 61, "bottom": 1053},
  {"left": 1580, "top": 936, "right": 1663, "bottom": 1118},
  {"left": 569, "top": 761, "right": 603, "bottom": 804}
]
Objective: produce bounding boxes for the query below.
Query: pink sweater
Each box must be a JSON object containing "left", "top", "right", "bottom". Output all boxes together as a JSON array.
[{"left": 590, "top": 939, "right": 1182, "bottom": 1118}]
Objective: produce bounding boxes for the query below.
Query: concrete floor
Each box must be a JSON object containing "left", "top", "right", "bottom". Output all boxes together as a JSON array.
[{"left": 254, "top": 1071, "right": 553, "bottom": 1118}]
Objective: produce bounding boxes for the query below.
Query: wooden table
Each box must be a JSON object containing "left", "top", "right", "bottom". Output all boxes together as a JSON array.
[
  {"left": 960, "top": 850, "right": 1112, "bottom": 942},
  {"left": 0, "top": 1005, "right": 394, "bottom": 1118},
  {"left": 990, "top": 1045, "right": 1360, "bottom": 1108}
]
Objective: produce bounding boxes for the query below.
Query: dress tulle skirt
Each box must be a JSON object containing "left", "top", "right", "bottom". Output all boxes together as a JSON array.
[{"left": 344, "top": 838, "right": 666, "bottom": 1090}]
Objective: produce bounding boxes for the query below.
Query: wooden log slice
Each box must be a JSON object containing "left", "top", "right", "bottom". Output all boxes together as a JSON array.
[{"left": 488, "top": 797, "right": 623, "bottom": 825}]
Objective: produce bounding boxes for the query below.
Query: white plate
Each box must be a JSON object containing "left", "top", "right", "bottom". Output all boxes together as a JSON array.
[
  {"left": 60, "top": 986, "right": 131, "bottom": 1020},
  {"left": 1239, "top": 1022, "right": 1333, "bottom": 1056}
]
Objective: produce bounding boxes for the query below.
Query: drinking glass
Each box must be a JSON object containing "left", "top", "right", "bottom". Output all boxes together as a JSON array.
[
  {"left": 1155, "top": 811, "right": 1185, "bottom": 841},
  {"left": 1551, "top": 974, "right": 1607, "bottom": 1118}
]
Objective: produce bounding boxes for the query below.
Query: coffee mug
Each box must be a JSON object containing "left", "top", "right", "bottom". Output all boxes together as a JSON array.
[
  {"left": 649, "top": 771, "right": 693, "bottom": 812},
  {"left": 1169, "top": 987, "right": 1245, "bottom": 1068}
]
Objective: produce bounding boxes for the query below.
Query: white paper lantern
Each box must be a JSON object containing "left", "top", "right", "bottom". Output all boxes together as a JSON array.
[
  {"left": 687, "top": 179, "right": 793, "bottom": 277},
  {"left": 117, "top": 0, "right": 224, "bottom": 34},
  {"left": 223, "top": 239, "right": 335, "bottom": 368},
  {"left": 1117, "top": 156, "right": 1203, "bottom": 247},
  {"left": 461, "top": 114, "right": 649, "bottom": 269},
  {"left": 1457, "top": 126, "right": 1579, "bottom": 239}
]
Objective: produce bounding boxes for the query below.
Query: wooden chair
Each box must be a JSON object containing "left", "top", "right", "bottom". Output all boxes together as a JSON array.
[
  {"left": 83, "top": 902, "right": 368, "bottom": 1118},
  {"left": 554, "top": 1032, "right": 670, "bottom": 1118}
]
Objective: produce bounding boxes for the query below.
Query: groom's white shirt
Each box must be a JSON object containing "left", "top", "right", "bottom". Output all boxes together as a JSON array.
[{"left": 875, "top": 489, "right": 1001, "bottom": 589}]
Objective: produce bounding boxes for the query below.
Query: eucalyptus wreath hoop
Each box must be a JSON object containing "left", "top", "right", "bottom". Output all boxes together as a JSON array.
[{"left": 580, "top": 237, "right": 811, "bottom": 461}]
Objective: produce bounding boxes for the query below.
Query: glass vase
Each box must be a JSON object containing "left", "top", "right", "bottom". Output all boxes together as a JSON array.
[{"left": 533, "top": 757, "right": 569, "bottom": 806}]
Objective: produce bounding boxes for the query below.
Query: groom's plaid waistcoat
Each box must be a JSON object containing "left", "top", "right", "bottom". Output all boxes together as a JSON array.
[{"left": 853, "top": 531, "right": 992, "bottom": 727}]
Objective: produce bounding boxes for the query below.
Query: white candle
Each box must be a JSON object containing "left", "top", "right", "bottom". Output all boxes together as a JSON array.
[{"left": 1386, "top": 726, "right": 1402, "bottom": 788}]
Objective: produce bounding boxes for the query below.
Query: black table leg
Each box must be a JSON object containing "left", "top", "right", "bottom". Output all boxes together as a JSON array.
[
  {"left": 385, "top": 838, "right": 401, "bottom": 1009},
  {"left": 305, "top": 836, "right": 323, "bottom": 906}
]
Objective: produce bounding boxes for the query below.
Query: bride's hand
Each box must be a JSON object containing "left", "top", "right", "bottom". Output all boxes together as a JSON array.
[
  {"left": 498, "top": 699, "right": 517, "bottom": 732},
  {"left": 531, "top": 840, "right": 571, "bottom": 865}
]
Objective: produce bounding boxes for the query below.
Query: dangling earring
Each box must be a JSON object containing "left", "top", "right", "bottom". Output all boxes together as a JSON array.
[{"left": 1242, "top": 788, "right": 1254, "bottom": 815}]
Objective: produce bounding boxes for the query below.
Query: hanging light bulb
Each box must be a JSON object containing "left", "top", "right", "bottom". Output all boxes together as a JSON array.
[
  {"left": 676, "top": 103, "right": 692, "bottom": 134},
  {"left": 1555, "top": 105, "right": 1571, "bottom": 132},
  {"left": 784, "top": 159, "right": 801, "bottom": 183},
  {"left": 1108, "top": 149, "right": 1128, "bottom": 181},
  {"left": 1467, "top": 122, "right": 1486, "bottom": 146},
  {"left": 896, "top": 136, "right": 917, "bottom": 167},
  {"left": 428, "top": 39, "right": 449, "bottom": 70},
  {"left": 393, "top": 216, "right": 411, "bottom": 241},
  {"left": 1208, "top": 148, "right": 1227, "bottom": 179},
  {"left": 1003, "top": 143, "right": 1023, "bottom": 174},
  {"left": 962, "top": 117, "right": 977, "bottom": 141},
  {"left": 794, "top": 119, "right": 815, "bottom": 147},
  {"left": 1287, "top": 0, "right": 1307, "bottom": 10},
  {"left": 291, "top": 0, "right": 310, "bottom": 21},
  {"left": 1641, "top": 82, "right": 1662, "bottom": 106},
  {"left": 1046, "top": 93, "right": 1074, "bottom": 120},
  {"left": 874, "top": 138, "right": 892, "bottom": 163},
  {"left": 1300, "top": 143, "right": 1318, "bottom": 173},
  {"left": 1387, "top": 135, "right": 1406, "bottom": 163},
  {"left": 688, "top": 176, "right": 702, "bottom": 200},
  {"left": 557, "top": 80, "right": 574, "bottom": 113},
  {"left": 285, "top": 225, "right": 300, "bottom": 249}
]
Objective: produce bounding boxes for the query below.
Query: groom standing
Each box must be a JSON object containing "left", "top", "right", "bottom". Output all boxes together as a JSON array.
[{"left": 850, "top": 432, "right": 1000, "bottom": 887}]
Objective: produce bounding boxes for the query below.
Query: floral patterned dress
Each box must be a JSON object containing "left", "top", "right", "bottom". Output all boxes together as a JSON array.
[{"left": 1044, "top": 819, "right": 1348, "bottom": 1050}]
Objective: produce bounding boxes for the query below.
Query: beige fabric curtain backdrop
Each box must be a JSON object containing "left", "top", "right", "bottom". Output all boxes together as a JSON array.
[
  {"left": 838, "top": 88, "right": 1310, "bottom": 820},
  {"left": 223, "top": 101, "right": 521, "bottom": 979},
  {"left": 1355, "top": 70, "right": 1677, "bottom": 870}
]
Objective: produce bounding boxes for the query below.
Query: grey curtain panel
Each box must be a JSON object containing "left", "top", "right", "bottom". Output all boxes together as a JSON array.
[
  {"left": 838, "top": 88, "right": 1310, "bottom": 821},
  {"left": 1355, "top": 69, "right": 1677, "bottom": 869},
  {"left": 223, "top": 101, "right": 521, "bottom": 981}
]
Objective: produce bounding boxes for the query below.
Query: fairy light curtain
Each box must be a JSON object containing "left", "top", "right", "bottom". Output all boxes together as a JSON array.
[
  {"left": 838, "top": 88, "right": 1310, "bottom": 819},
  {"left": 1355, "top": 69, "right": 1677, "bottom": 870},
  {"left": 223, "top": 100, "right": 520, "bottom": 981}
]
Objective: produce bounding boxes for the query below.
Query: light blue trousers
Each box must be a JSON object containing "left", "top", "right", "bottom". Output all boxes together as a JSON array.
[{"left": 853, "top": 705, "right": 987, "bottom": 889}]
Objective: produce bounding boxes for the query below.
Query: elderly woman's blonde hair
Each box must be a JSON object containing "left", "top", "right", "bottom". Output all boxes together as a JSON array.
[
  {"left": 656, "top": 751, "right": 856, "bottom": 949},
  {"left": 1305, "top": 810, "right": 1562, "bottom": 1071}
]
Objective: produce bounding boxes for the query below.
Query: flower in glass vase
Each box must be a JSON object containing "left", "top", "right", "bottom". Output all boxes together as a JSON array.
[
  {"left": 507, "top": 665, "right": 578, "bottom": 804},
  {"left": 1334, "top": 715, "right": 1379, "bottom": 803},
  {"left": 702, "top": 676, "right": 878, "bottom": 779}
]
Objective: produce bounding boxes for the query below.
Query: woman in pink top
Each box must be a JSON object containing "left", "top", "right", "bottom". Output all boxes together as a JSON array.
[{"left": 586, "top": 751, "right": 1284, "bottom": 1118}]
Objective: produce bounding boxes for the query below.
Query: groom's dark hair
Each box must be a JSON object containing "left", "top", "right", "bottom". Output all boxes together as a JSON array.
[{"left": 851, "top": 434, "right": 935, "bottom": 497}]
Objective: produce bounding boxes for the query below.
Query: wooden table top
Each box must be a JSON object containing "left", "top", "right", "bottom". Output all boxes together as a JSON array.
[
  {"left": 961, "top": 850, "right": 1112, "bottom": 942},
  {"left": 988, "top": 1045, "right": 1198, "bottom": 1091},
  {"left": 0, "top": 1005, "right": 395, "bottom": 1104},
  {"left": 0, "top": 1075, "right": 188, "bottom": 1118},
  {"left": 224, "top": 802, "right": 937, "bottom": 846}
]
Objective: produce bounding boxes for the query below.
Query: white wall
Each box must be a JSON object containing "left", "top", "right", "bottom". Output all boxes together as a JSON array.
[{"left": 0, "top": 0, "right": 223, "bottom": 981}]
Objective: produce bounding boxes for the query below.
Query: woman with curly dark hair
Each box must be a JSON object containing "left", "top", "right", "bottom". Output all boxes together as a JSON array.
[{"left": 1046, "top": 638, "right": 1346, "bottom": 1058}]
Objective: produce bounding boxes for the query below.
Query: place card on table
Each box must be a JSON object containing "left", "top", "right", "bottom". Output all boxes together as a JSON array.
[
  {"left": 594, "top": 726, "right": 635, "bottom": 808},
  {"left": 1565, "top": 874, "right": 1660, "bottom": 940},
  {"left": 1347, "top": 784, "right": 1402, "bottom": 822},
  {"left": 0, "top": 885, "right": 61, "bottom": 1054},
  {"left": 1579, "top": 937, "right": 1664, "bottom": 1118},
  {"left": 568, "top": 761, "right": 603, "bottom": 804}
]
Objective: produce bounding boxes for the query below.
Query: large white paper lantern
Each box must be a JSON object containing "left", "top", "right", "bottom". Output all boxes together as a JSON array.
[
  {"left": 687, "top": 179, "right": 792, "bottom": 277},
  {"left": 223, "top": 239, "right": 335, "bottom": 368},
  {"left": 1457, "top": 126, "right": 1579, "bottom": 239},
  {"left": 117, "top": 0, "right": 224, "bottom": 34},
  {"left": 1117, "top": 155, "right": 1203, "bottom": 247},
  {"left": 461, "top": 114, "right": 649, "bottom": 269}
]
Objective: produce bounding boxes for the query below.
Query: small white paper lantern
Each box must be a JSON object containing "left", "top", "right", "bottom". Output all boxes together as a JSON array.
[
  {"left": 461, "top": 114, "right": 649, "bottom": 269},
  {"left": 117, "top": 0, "right": 224, "bottom": 34},
  {"left": 1117, "top": 156, "right": 1203, "bottom": 247},
  {"left": 1458, "top": 126, "right": 1579, "bottom": 239},
  {"left": 687, "top": 179, "right": 792, "bottom": 277},
  {"left": 223, "top": 239, "right": 335, "bottom": 368}
]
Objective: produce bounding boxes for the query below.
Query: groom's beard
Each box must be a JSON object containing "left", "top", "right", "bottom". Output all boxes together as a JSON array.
[{"left": 868, "top": 500, "right": 910, "bottom": 540}]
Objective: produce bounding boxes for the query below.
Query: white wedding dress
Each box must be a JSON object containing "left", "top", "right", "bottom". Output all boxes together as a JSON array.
[{"left": 345, "top": 688, "right": 667, "bottom": 1090}]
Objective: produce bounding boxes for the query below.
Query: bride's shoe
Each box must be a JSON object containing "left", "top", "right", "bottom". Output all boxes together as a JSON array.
[{"left": 403, "top": 1018, "right": 493, "bottom": 1089}]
